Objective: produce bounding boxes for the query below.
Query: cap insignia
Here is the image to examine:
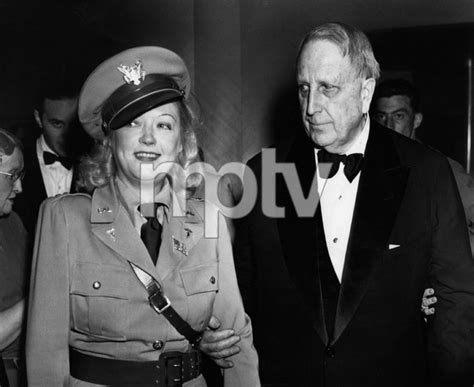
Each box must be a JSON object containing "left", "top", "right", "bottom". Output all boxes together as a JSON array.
[{"left": 117, "top": 60, "right": 146, "bottom": 86}]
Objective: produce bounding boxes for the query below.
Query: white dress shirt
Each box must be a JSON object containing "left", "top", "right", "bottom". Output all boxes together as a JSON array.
[
  {"left": 314, "top": 118, "right": 370, "bottom": 282},
  {"left": 36, "top": 135, "right": 73, "bottom": 197}
]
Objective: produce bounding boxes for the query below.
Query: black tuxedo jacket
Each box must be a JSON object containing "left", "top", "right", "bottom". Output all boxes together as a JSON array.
[
  {"left": 234, "top": 122, "right": 474, "bottom": 386},
  {"left": 14, "top": 141, "right": 79, "bottom": 235}
]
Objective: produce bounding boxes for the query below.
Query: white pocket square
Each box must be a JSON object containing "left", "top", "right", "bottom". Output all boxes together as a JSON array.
[{"left": 389, "top": 244, "right": 400, "bottom": 250}]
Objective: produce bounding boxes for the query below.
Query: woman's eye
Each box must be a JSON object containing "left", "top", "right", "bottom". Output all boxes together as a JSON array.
[{"left": 157, "top": 122, "right": 172, "bottom": 130}]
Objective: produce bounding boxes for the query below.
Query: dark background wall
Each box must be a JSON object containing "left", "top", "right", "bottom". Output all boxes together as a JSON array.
[{"left": 0, "top": 0, "right": 473, "bottom": 168}]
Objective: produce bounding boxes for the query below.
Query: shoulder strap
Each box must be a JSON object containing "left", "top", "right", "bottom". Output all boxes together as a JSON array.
[{"left": 128, "top": 262, "right": 203, "bottom": 348}]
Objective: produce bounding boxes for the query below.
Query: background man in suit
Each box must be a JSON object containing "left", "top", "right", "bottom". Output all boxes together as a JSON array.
[
  {"left": 234, "top": 22, "right": 474, "bottom": 386},
  {"left": 372, "top": 78, "right": 474, "bottom": 255},
  {"left": 14, "top": 80, "right": 91, "bottom": 234}
]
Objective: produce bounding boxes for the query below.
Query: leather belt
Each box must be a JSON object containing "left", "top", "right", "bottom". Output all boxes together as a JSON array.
[{"left": 70, "top": 348, "right": 202, "bottom": 386}]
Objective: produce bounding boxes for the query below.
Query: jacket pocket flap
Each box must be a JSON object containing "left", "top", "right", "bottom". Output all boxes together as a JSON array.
[
  {"left": 180, "top": 264, "right": 218, "bottom": 296},
  {"left": 71, "top": 262, "right": 130, "bottom": 299}
]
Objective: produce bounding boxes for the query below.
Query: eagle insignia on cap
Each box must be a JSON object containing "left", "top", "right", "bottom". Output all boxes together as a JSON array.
[{"left": 117, "top": 60, "right": 146, "bottom": 85}]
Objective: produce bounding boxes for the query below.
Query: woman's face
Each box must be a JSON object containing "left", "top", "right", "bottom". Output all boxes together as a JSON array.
[
  {"left": 112, "top": 102, "right": 183, "bottom": 190},
  {"left": 0, "top": 147, "right": 23, "bottom": 216}
]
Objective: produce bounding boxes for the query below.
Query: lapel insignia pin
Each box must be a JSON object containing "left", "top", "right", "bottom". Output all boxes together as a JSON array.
[
  {"left": 172, "top": 236, "right": 188, "bottom": 256},
  {"left": 106, "top": 228, "right": 116, "bottom": 241},
  {"left": 117, "top": 60, "right": 146, "bottom": 85},
  {"left": 97, "top": 207, "right": 112, "bottom": 214}
]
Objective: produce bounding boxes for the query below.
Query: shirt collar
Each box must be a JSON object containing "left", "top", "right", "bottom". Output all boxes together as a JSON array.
[
  {"left": 38, "top": 134, "right": 57, "bottom": 156},
  {"left": 346, "top": 115, "right": 370, "bottom": 156},
  {"left": 314, "top": 115, "right": 371, "bottom": 159}
]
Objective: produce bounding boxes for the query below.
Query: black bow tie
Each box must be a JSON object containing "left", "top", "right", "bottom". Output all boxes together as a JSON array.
[
  {"left": 317, "top": 149, "right": 364, "bottom": 182},
  {"left": 43, "top": 151, "right": 73, "bottom": 170}
]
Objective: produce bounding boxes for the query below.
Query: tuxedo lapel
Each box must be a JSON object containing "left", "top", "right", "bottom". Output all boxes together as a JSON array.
[
  {"left": 332, "top": 123, "right": 410, "bottom": 343},
  {"left": 276, "top": 133, "right": 327, "bottom": 343},
  {"left": 28, "top": 151, "right": 47, "bottom": 202}
]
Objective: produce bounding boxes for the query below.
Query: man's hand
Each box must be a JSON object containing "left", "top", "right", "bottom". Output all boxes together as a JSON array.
[{"left": 199, "top": 316, "right": 241, "bottom": 368}]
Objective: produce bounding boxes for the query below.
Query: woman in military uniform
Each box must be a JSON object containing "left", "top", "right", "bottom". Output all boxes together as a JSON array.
[{"left": 26, "top": 47, "right": 259, "bottom": 387}]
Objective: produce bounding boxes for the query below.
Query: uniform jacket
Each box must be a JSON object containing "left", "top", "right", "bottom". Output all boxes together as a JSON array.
[
  {"left": 234, "top": 121, "right": 474, "bottom": 387},
  {"left": 26, "top": 181, "right": 259, "bottom": 386}
]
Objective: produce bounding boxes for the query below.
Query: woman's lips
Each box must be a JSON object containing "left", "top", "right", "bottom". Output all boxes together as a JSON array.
[{"left": 134, "top": 152, "right": 160, "bottom": 162}]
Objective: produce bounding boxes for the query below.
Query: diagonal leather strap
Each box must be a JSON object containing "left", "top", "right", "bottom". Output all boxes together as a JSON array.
[{"left": 129, "top": 262, "right": 203, "bottom": 348}]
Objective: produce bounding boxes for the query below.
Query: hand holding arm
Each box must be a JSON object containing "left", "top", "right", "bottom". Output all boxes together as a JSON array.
[{"left": 199, "top": 316, "right": 241, "bottom": 368}]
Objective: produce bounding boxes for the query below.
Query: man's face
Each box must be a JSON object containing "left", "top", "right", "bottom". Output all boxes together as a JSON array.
[
  {"left": 372, "top": 95, "right": 422, "bottom": 138},
  {"left": 34, "top": 97, "right": 78, "bottom": 157},
  {"left": 297, "top": 40, "right": 375, "bottom": 153}
]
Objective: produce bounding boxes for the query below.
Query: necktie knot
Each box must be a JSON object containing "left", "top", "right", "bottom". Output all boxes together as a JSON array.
[
  {"left": 43, "top": 151, "right": 73, "bottom": 170},
  {"left": 317, "top": 148, "right": 364, "bottom": 182}
]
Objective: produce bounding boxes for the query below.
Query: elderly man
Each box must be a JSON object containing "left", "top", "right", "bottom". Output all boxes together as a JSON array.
[
  {"left": 372, "top": 78, "right": 474, "bottom": 255},
  {"left": 234, "top": 23, "right": 474, "bottom": 386}
]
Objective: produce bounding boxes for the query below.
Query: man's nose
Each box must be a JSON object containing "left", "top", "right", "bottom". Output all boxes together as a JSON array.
[
  {"left": 139, "top": 124, "right": 157, "bottom": 145},
  {"left": 386, "top": 116, "right": 395, "bottom": 130},
  {"left": 306, "top": 90, "right": 324, "bottom": 116}
]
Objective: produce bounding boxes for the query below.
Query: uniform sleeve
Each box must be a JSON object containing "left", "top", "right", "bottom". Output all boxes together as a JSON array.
[
  {"left": 427, "top": 157, "right": 474, "bottom": 385},
  {"left": 26, "top": 198, "right": 70, "bottom": 386},
  {"left": 213, "top": 212, "right": 260, "bottom": 387}
]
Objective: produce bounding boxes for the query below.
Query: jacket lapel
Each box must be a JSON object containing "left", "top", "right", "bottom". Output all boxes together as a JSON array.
[
  {"left": 276, "top": 133, "right": 327, "bottom": 344},
  {"left": 90, "top": 183, "right": 158, "bottom": 278},
  {"left": 332, "top": 123, "right": 410, "bottom": 343}
]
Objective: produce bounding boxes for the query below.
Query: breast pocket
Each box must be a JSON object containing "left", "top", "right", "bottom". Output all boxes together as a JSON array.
[
  {"left": 180, "top": 264, "right": 219, "bottom": 330},
  {"left": 70, "top": 262, "right": 131, "bottom": 341}
]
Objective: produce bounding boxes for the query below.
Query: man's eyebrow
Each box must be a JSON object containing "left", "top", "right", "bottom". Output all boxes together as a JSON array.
[{"left": 377, "top": 107, "right": 409, "bottom": 114}]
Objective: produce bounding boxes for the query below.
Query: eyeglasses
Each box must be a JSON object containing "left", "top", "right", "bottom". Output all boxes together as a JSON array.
[{"left": 0, "top": 170, "right": 25, "bottom": 182}]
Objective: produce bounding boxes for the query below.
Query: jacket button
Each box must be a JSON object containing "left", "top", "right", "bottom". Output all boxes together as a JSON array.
[
  {"left": 153, "top": 340, "right": 164, "bottom": 350},
  {"left": 325, "top": 345, "right": 335, "bottom": 358},
  {"left": 209, "top": 276, "right": 216, "bottom": 284},
  {"left": 92, "top": 281, "right": 101, "bottom": 289}
]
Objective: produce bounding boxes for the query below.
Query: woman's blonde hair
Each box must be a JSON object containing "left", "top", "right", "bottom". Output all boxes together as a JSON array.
[{"left": 75, "top": 100, "right": 201, "bottom": 194}]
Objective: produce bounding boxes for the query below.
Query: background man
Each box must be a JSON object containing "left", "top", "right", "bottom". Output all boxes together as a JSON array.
[
  {"left": 14, "top": 80, "right": 91, "bottom": 234},
  {"left": 234, "top": 22, "right": 474, "bottom": 386},
  {"left": 372, "top": 78, "right": 474, "bottom": 254}
]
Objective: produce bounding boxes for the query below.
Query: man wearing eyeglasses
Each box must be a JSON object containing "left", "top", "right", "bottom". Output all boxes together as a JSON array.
[{"left": 0, "top": 129, "right": 28, "bottom": 387}]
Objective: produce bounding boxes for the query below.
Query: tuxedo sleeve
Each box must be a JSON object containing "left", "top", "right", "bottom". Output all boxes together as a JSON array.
[{"left": 427, "top": 156, "right": 474, "bottom": 384}]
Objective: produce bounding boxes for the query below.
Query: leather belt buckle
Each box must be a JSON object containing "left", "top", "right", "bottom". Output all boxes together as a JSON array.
[{"left": 149, "top": 291, "right": 171, "bottom": 314}]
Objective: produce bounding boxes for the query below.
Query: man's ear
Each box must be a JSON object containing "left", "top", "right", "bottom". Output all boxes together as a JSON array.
[
  {"left": 414, "top": 112, "right": 423, "bottom": 129},
  {"left": 361, "top": 78, "right": 376, "bottom": 114},
  {"left": 34, "top": 110, "right": 43, "bottom": 129}
]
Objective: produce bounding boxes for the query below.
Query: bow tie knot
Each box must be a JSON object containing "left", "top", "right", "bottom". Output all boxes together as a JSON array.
[
  {"left": 43, "top": 151, "right": 73, "bottom": 170},
  {"left": 317, "top": 149, "right": 364, "bottom": 182}
]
